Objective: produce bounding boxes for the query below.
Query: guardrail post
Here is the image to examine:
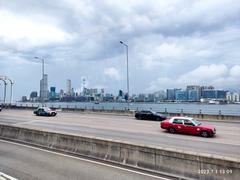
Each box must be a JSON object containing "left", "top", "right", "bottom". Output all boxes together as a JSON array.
[
  {"left": 219, "top": 110, "right": 221, "bottom": 115},
  {"left": 165, "top": 108, "right": 167, "bottom": 113},
  {"left": 199, "top": 109, "right": 203, "bottom": 119},
  {"left": 181, "top": 109, "right": 183, "bottom": 116},
  {"left": 218, "top": 110, "right": 223, "bottom": 120}
]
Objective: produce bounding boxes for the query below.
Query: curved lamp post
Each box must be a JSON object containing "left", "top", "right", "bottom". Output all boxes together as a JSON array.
[{"left": 0, "top": 76, "right": 13, "bottom": 104}]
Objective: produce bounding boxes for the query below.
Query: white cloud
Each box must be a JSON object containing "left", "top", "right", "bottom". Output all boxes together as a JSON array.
[
  {"left": 104, "top": 67, "right": 121, "bottom": 80},
  {"left": 0, "top": 0, "right": 240, "bottom": 98},
  {"left": 147, "top": 64, "right": 240, "bottom": 92},
  {"left": 177, "top": 64, "right": 228, "bottom": 84},
  {"left": 0, "top": 10, "right": 71, "bottom": 49}
]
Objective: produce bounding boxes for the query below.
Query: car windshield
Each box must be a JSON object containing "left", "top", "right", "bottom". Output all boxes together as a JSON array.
[
  {"left": 44, "top": 107, "right": 51, "bottom": 111},
  {"left": 150, "top": 110, "right": 157, "bottom": 114},
  {"left": 191, "top": 119, "right": 201, "bottom": 125}
]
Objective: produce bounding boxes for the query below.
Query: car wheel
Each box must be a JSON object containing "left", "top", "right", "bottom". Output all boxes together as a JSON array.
[
  {"left": 200, "top": 131, "right": 209, "bottom": 137},
  {"left": 156, "top": 117, "right": 160, "bottom": 121},
  {"left": 168, "top": 127, "right": 176, "bottom": 134}
]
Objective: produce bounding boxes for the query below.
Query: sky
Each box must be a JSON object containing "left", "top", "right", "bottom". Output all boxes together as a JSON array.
[{"left": 0, "top": 0, "right": 240, "bottom": 100}]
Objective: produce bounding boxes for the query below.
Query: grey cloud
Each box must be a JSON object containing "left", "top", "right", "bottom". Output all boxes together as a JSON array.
[{"left": 0, "top": 0, "right": 240, "bottom": 99}]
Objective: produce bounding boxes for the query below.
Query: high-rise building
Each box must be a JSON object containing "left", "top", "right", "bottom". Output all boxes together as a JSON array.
[
  {"left": 30, "top": 91, "right": 38, "bottom": 102},
  {"left": 175, "top": 90, "right": 188, "bottom": 101},
  {"left": 118, "top": 90, "right": 123, "bottom": 97},
  {"left": 81, "top": 77, "right": 88, "bottom": 93},
  {"left": 202, "top": 90, "right": 227, "bottom": 99},
  {"left": 89, "top": 88, "right": 98, "bottom": 96},
  {"left": 66, "top": 79, "right": 71, "bottom": 96},
  {"left": 186, "top": 85, "right": 201, "bottom": 101},
  {"left": 49, "top": 87, "right": 56, "bottom": 100},
  {"left": 188, "top": 90, "right": 199, "bottom": 101},
  {"left": 40, "top": 74, "right": 48, "bottom": 101},
  {"left": 167, "top": 88, "right": 181, "bottom": 101}
]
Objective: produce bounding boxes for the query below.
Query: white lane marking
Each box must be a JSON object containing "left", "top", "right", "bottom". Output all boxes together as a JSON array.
[
  {"left": 0, "top": 140, "right": 171, "bottom": 180},
  {"left": 0, "top": 172, "right": 18, "bottom": 180},
  {"left": 15, "top": 120, "right": 40, "bottom": 125}
]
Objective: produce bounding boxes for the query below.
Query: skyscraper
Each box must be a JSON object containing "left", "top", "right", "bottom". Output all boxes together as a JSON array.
[
  {"left": 66, "top": 79, "right": 71, "bottom": 96},
  {"left": 40, "top": 74, "right": 48, "bottom": 101}
]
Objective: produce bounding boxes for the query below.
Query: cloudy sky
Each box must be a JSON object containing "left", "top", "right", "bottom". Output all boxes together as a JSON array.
[{"left": 0, "top": 0, "right": 240, "bottom": 100}]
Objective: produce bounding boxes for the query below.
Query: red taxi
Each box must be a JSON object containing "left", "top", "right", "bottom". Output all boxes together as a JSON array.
[{"left": 161, "top": 117, "right": 216, "bottom": 137}]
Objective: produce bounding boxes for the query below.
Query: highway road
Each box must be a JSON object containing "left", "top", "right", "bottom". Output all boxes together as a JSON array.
[
  {"left": 0, "top": 109, "right": 240, "bottom": 159},
  {"left": 0, "top": 140, "right": 169, "bottom": 180}
]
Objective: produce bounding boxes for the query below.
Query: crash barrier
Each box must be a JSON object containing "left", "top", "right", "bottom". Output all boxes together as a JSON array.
[
  {"left": 0, "top": 125, "right": 239, "bottom": 180},
  {"left": 3, "top": 104, "right": 240, "bottom": 121}
]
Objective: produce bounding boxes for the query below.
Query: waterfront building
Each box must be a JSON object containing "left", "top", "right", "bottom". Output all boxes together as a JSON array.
[
  {"left": 186, "top": 85, "right": 201, "bottom": 101},
  {"left": 40, "top": 74, "right": 48, "bottom": 101},
  {"left": 202, "top": 90, "right": 216, "bottom": 99},
  {"left": 153, "top": 90, "right": 166, "bottom": 101},
  {"left": 66, "top": 79, "right": 71, "bottom": 96},
  {"left": 118, "top": 90, "right": 123, "bottom": 97},
  {"left": 167, "top": 88, "right": 181, "bottom": 101},
  {"left": 59, "top": 89, "right": 64, "bottom": 100},
  {"left": 202, "top": 90, "right": 226, "bottom": 99},
  {"left": 175, "top": 90, "right": 188, "bottom": 101},
  {"left": 216, "top": 90, "right": 227, "bottom": 99},
  {"left": 167, "top": 89, "right": 175, "bottom": 101},
  {"left": 49, "top": 87, "right": 56, "bottom": 100},
  {"left": 226, "top": 92, "right": 232, "bottom": 102},
  {"left": 89, "top": 88, "right": 98, "bottom": 96},
  {"left": 147, "top": 94, "right": 155, "bottom": 102},
  {"left": 30, "top": 91, "right": 38, "bottom": 102},
  {"left": 232, "top": 92, "right": 240, "bottom": 102},
  {"left": 22, "top": 96, "right": 27, "bottom": 102},
  {"left": 188, "top": 90, "right": 199, "bottom": 101}
]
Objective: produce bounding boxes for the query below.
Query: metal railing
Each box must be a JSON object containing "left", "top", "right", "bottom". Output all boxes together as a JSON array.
[{"left": 5, "top": 102, "right": 240, "bottom": 116}]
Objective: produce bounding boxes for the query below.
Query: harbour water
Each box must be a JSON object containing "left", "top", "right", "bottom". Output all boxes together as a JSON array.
[{"left": 15, "top": 102, "right": 240, "bottom": 116}]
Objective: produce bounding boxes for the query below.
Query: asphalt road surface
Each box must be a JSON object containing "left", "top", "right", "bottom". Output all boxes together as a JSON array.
[
  {"left": 0, "top": 140, "right": 169, "bottom": 180},
  {"left": 0, "top": 109, "right": 240, "bottom": 159}
]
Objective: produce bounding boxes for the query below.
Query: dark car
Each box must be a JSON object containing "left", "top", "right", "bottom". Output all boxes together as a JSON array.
[
  {"left": 0, "top": 106, "right": 2, "bottom": 112},
  {"left": 135, "top": 110, "right": 167, "bottom": 121},
  {"left": 34, "top": 107, "right": 57, "bottom": 116}
]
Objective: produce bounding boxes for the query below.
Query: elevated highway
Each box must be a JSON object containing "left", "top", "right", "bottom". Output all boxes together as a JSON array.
[{"left": 0, "top": 109, "right": 239, "bottom": 158}]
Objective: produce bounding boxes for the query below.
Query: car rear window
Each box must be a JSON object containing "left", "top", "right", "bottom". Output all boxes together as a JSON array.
[{"left": 173, "top": 119, "right": 183, "bottom": 124}]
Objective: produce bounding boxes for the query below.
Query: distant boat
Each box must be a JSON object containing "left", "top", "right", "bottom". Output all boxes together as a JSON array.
[{"left": 94, "top": 101, "right": 100, "bottom": 104}]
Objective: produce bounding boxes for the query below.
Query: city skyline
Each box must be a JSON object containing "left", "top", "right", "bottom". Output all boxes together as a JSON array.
[
  {"left": 25, "top": 77, "right": 233, "bottom": 103},
  {"left": 0, "top": 0, "right": 240, "bottom": 100}
]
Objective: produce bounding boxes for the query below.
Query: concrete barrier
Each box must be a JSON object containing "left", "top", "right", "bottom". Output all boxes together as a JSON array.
[{"left": 0, "top": 124, "right": 239, "bottom": 180}]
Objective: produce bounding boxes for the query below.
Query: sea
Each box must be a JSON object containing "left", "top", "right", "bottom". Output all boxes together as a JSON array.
[{"left": 14, "top": 102, "right": 240, "bottom": 116}]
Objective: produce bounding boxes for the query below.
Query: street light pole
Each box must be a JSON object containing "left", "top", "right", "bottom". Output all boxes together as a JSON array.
[
  {"left": 34, "top": 57, "right": 45, "bottom": 104},
  {"left": 3, "top": 80, "right": 7, "bottom": 104},
  {"left": 120, "top": 41, "right": 130, "bottom": 110},
  {"left": 8, "top": 79, "right": 13, "bottom": 104}
]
